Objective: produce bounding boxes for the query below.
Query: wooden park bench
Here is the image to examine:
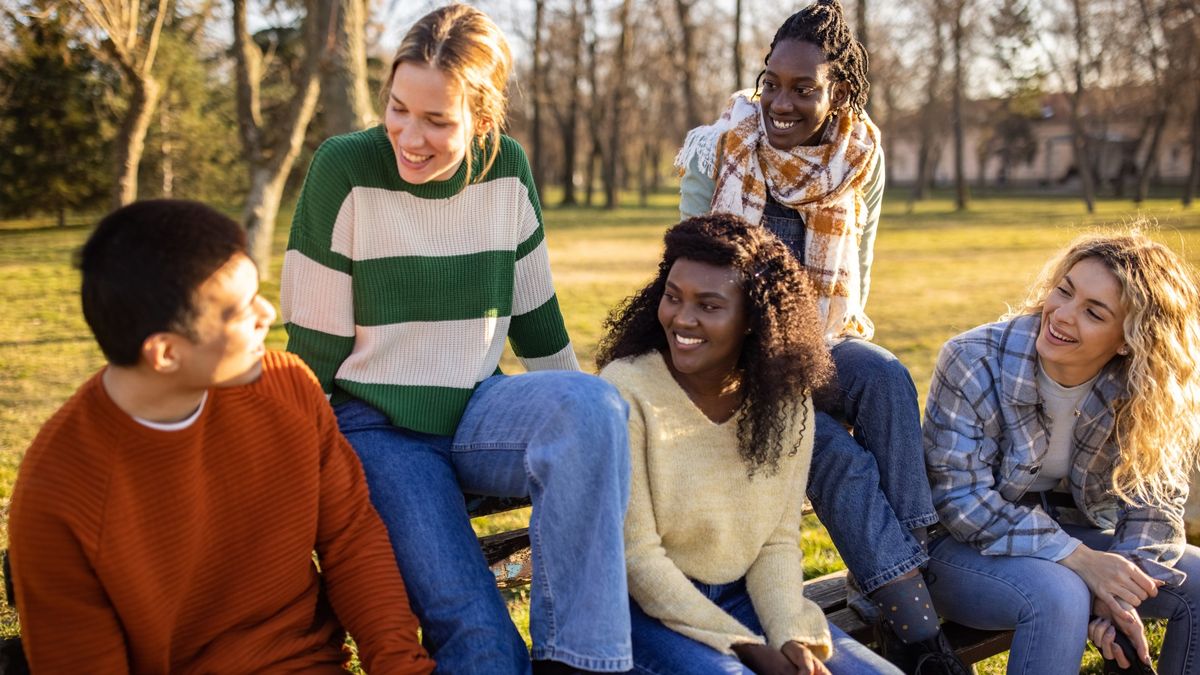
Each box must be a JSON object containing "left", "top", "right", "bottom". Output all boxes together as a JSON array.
[{"left": 469, "top": 494, "right": 1015, "bottom": 671}]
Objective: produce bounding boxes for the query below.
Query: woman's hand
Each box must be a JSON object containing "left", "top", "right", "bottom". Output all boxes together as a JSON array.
[
  {"left": 782, "top": 641, "right": 831, "bottom": 675},
  {"left": 1060, "top": 545, "right": 1160, "bottom": 620},
  {"left": 731, "top": 643, "right": 798, "bottom": 675},
  {"left": 1091, "top": 603, "right": 1152, "bottom": 667}
]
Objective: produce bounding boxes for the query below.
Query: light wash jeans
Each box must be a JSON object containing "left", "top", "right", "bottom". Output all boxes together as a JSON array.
[
  {"left": 805, "top": 338, "right": 938, "bottom": 594},
  {"left": 335, "top": 371, "right": 633, "bottom": 674},
  {"left": 928, "top": 523, "right": 1200, "bottom": 675},
  {"left": 629, "top": 578, "right": 903, "bottom": 674}
]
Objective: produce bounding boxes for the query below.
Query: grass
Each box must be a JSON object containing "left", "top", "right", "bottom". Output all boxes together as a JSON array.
[{"left": 2, "top": 189, "right": 1199, "bottom": 672}]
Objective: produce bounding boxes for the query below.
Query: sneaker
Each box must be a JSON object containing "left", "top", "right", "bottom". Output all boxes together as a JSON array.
[{"left": 876, "top": 624, "right": 971, "bottom": 675}]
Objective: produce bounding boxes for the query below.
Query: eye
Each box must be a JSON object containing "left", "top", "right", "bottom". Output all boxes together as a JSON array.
[
  {"left": 795, "top": 87, "right": 815, "bottom": 96},
  {"left": 1055, "top": 285, "right": 1071, "bottom": 297},
  {"left": 701, "top": 303, "right": 722, "bottom": 312},
  {"left": 663, "top": 292, "right": 680, "bottom": 304},
  {"left": 762, "top": 80, "right": 778, "bottom": 91},
  {"left": 1086, "top": 308, "right": 1103, "bottom": 321},
  {"left": 429, "top": 119, "right": 451, "bottom": 129}
]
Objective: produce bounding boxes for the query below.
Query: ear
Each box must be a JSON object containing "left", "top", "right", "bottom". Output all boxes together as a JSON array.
[
  {"left": 830, "top": 81, "right": 850, "bottom": 111},
  {"left": 141, "top": 332, "right": 184, "bottom": 374},
  {"left": 475, "top": 115, "right": 493, "bottom": 136}
]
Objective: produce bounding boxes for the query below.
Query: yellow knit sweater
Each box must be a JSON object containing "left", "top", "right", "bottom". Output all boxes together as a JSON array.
[{"left": 600, "top": 352, "right": 832, "bottom": 658}]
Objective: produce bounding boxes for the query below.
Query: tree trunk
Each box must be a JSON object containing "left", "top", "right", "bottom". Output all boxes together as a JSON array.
[
  {"left": 559, "top": 2, "right": 582, "bottom": 206},
  {"left": 604, "top": 0, "right": 632, "bottom": 209},
  {"left": 1070, "top": 0, "right": 1096, "bottom": 213},
  {"left": 856, "top": 0, "right": 870, "bottom": 117},
  {"left": 952, "top": 0, "right": 968, "bottom": 211},
  {"left": 584, "top": 0, "right": 601, "bottom": 207},
  {"left": 908, "top": 0, "right": 946, "bottom": 207},
  {"left": 160, "top": 96, "right": 174, "bottom": 197},
  {"left": 317, "top": 0, "right": 375, "bottom": 135},
  {"left": 733, "top": 0, "right": 743, "bottom": 90},
  {"left": 673, "top": 0, "right": 701, "bottom": 131},
  {"left": 531, "top": 0, "right": 545, "bottom": 202},
  {"left": 234, "top": 0, "right": 323, "bottom": 279},
  {"left": 112, "top": 73, "right": 161, "bottom": 208},
  {"left": 1187, "top": 91, "right": 1199, "bottom": 208},
  {"left": 1135, "top": 109, "right": 1167, "bottom": 203}
]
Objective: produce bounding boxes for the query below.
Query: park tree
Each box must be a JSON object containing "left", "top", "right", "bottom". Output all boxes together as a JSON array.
[
  {"left": 72, "top": 0, "right": 169, "bottom": 209},
  {"left": 604, "top": 0, "right": 633, "bottom": 209},
  {"left": 316, "top": 0, "right": 375, "bottom": 136},
  {"left": 232, "top": 0, "right": 322, "bottom": 277},
  {"left": 0, "top": 6, "right": 114, "bottom": 224},
  {"left": 950, "top": 0, "right": 970, "bottom": 211},
  {"left": 907, "top": 0, "right": 950, "bottom": 206}
]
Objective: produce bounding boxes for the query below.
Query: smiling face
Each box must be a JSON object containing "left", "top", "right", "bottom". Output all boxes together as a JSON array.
[
  {"left": 657, "top": 258, "right": 749, "bottom": 389},
  {"left": 385, "top": 62, "right": 474, "bottom": 184},
  {"left": 1036, "top": 256, "right": 1128, "bottom": 386},
  {"left": 759, "top": 39, "right": 848, "bottom": 150},
  {"left": 175, "top": 253, "right": 276, "bottom": 388}
]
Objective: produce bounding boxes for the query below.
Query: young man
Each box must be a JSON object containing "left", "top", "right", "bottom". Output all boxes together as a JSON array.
[{"left": 7, "top": 200, "right": 434, "bottom": 673}]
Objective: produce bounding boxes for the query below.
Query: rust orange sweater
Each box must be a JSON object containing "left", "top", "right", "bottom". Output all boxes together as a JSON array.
[{"left": 8, "top": 351, "right": 434, "bottom": 674}]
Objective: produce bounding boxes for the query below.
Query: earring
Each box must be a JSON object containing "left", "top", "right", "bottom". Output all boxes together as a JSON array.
[{"left": 1118, "top": 346, "right": 1129, "bottom": 356}]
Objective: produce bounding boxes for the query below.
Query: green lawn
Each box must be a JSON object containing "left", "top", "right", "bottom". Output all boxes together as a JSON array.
[{"left": 2, "top": 190, "right": 1198, "bottom": 672}]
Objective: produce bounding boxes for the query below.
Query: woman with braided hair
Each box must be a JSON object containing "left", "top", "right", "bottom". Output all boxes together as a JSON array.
[
  {"left": 598, "top": 213, "right": 900, "bottom": 675},
  {"left": 675, "top": 2, "right": 968, "bottom": 673}
]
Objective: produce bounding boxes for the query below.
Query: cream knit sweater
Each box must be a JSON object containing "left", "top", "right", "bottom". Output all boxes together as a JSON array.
[{"left": 600, "top": 352, "right": 832, "bottom": 659}]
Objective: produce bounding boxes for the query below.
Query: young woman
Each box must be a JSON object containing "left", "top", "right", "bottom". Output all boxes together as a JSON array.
[
  {"left": 280, "top": 5, "right": 631, "bottom": 674},
  {"left": 597, "top": 214, "right": 901, "bottom": 675},
  {"left": 674, "top": 2, "right": 965, "bottom": 672},
  {"left": 923, "top": 230, "right": 1200, "bottom": 674}
]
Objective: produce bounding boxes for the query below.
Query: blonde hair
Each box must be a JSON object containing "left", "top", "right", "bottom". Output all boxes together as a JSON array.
[
  {"left": 1008, "top": 227, "right": 1200, "bottom": 505},
  {"left": 385, "top": 4, "right": 512, "bottom": 182}
]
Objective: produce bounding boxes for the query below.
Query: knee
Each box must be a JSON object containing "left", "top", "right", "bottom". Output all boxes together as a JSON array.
[{"left": 1020, "top": 570, "right": 1091, "bottom": 634}]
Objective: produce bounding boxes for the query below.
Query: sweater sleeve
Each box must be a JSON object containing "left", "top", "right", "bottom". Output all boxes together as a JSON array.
[
  {"left": 680, "top": 149, "right": 717, "bottom": 220},
  {"left": 858, "top": 151, "right": 884, "bottom": 307},
  {"left": 304, "top": 368, "right": 435, "bottom": 673},
  {"left": 9, "top": 507, "right": 131, "bottom": 673},
  {"left": 619, "top": 389, "right": 764, "bottom": 654},
  {"left": 8, "top": 432, "right": 131, "bottom": 673},
  {"left": 507, "top": 141, "right": 579, "bottom": 372},
  {"left": 282, "top": 138, "right": 358, "bottom": 394},
  {"left": 744, "top": 398, "right": 832, "bottom": 660}
]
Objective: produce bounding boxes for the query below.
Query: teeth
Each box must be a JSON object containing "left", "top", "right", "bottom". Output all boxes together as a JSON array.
[
  {"left": 675, "top": 334, "right": 703, "bottom": 346},
  {"left": 401, "top": 149, "right": 432, "bottom": 163},
  {"left": 772, "top": 118, "right": 797, "bottom": 130},
  {"left": 1048, "top": 325, "right": 1077, "bottom": 343}
]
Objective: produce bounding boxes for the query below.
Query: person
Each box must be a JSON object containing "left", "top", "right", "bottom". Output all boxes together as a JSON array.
[
  {"left": 673, "top": 1, "right": 966, "bottom": 672},
  {"left": 6, "top": 200, "right": 434, "bottom": 674},
  {"left": 922, "top": 230, "right": 1200, "bottom": 674},
  {"left": 280, "top": 5, "right": 631, "bottom": 674},
  {"left": 597, "top": 214, "right": 902, "bottom": 675}
]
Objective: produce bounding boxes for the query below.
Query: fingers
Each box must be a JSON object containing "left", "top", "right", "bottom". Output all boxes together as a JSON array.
[{"left": 1127, "top": 620, "right": 1152, "bottom": 665}]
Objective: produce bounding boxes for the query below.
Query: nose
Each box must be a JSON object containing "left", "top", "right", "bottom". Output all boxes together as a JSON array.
[
  {"left": 256, "top": 295, "right": 277, "bottom": 328},
  {"left": 398, "top": 120, "right": 422, "bottom": 148},
  {"left": 769, "top": 91, "right": 795, "bottom": 113}
]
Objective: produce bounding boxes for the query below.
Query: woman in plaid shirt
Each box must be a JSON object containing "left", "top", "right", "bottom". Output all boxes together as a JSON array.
[{"left": 922, "top": 230, "right": 1200, "bottom": 675}]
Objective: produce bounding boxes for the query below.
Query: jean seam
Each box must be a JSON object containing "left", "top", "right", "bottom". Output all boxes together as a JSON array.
[
  {"left": 526, "top": 457, "right": 558, "bottom": 652},
  {"left": 858, "top": 546, "right": 929, "bottom": 594},
  {"left": 1153, "top": 583, "right": 1196, "bottom": 673},
  {"left": 529, "top": 645, "right": 633, "bottom": 671}
]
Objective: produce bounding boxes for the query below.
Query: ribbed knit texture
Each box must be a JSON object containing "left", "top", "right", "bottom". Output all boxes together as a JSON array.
[
  {"left": 8, "top": 351, "right": 434, "bottom": 674},
  {"left": 600, "top": 353, "right": 832, "bottom": 659},
  {"left": 282, "top": 126, "right": 578, "bottom": 436}
]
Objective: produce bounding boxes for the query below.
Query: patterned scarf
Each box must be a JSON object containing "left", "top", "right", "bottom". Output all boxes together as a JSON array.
[{"left": 675, "top": 91, "right": 882, "bottom": 341}]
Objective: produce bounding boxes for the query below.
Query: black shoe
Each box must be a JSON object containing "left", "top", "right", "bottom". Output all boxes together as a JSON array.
[
  {"left": 876, "top": 625, "right": 971, "bottom": 675},
  {"left": 1101, "top": 628, "right": 1157, "bottom": 675}
]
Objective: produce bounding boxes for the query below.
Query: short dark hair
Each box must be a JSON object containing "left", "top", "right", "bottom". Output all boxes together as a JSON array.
[
  {"left": 597, "top": 213, "right": 835, "bottom": 476},
  {"left": 757, "top": 0, "right": 871, "bottom": 112},
  {"left": 78, "top": 200, "right": 247, "bottom": 365}
]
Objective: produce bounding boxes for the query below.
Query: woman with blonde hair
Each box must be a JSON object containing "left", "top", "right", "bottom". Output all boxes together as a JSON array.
[
  {"left": 281, "top": 5, "right": 631, "bottom": 674},
  {"left": 922, "top": 229, "right": 1200, "bottom": 674}
]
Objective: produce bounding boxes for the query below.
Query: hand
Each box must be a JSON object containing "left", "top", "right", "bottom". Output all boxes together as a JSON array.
[
  {"left": 1060, "top": 545, "right": 1161, "bottom": 620},
  {"left": 1092, "top": 603, "right": 1153, "bottom": 666},
  {"left": 731, "top": 643, "right": 799, "bottom": 675},
  {"left": 782, "top": 641, "right": 831, "bottom": 675}
]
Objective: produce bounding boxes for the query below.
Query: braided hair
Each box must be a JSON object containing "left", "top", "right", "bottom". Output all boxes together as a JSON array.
[
  {"left": 597, "top": 214, "right": 835, "bottom": 476},
  {"left": 757, "top": 0, "right": 870, "bottom": 112}
]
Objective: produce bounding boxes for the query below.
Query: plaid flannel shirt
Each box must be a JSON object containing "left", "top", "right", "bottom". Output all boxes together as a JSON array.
[{"left": 923, "top": 314, "right": 1187, "bottom": 584}]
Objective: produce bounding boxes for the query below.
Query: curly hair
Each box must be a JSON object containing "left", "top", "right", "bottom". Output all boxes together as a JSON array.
[
  {"left": 385, "top": 4, "right": 512, "bottom": 182},
  {"left": 1006, "top": 227, "right": 1200, "bottom": 505},
  {"left": 597, "top": 213, "right": 835, "bottom": 476},
  {"left": 756, "top": 0, "right": 870, "bottom": 112}
]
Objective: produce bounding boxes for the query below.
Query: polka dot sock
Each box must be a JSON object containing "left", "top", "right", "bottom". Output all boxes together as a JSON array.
[{"left": 868, "top": 574, "right": 940, "bottom": 643}]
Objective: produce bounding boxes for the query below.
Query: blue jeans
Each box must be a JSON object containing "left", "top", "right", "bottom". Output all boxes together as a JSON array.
[
  {"left": 336, "top": 371, "right": 633, "bottom": 674},
  {"left": 629, "top": 578, "right": 902, "bottom": 674},
  {"left": 805, "top": 338, "right": 937, "bottom": 594},
  {"left": 928, "top": 523, "right": 1200, "bottom": 675}
]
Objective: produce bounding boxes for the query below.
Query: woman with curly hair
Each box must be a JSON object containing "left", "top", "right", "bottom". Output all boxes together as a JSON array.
[
  {"left": 923, "top": 229, "right": 1200, "bottom": 674},
  {"left": 597, "top": 214, "right": 900, "bottom": 675},
  {"left": 674, "top": 2, "right": 966, "bottom": 672}
]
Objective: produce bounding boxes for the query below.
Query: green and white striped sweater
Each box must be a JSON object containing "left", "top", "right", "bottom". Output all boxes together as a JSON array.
[{"left": 282, "top": 126, "right": 578, "bottom": 436}]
